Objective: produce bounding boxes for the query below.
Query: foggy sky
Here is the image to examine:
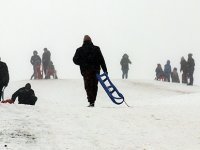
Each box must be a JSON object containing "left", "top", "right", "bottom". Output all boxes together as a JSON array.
[{"left": 0, "top": 0, "right": 199, "bottom": 84}]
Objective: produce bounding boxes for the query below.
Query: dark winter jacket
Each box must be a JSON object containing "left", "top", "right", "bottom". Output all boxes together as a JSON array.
[
  {"left": 11, "top": 87, "right": 37, "bottom": 105},
  {"left": 187, "top": 57, "right": 195, "bottom": 72},
  {"left": 30, "top": 55, "right": 41, "bottom": 66},
  {"left": 42, "top": 50, "right": 51, "bottom": 65},
  {"left": 120, "top": 55, "right": 131, "bottom": 70},
  {"left": 0, "top": 61, "right": 9, "bottom": 87},
  {"left": 155, "top": 66, "right": 164, "bottom": 78},
  {"left": 73, "top": 41, "right": 107, "bottom": 75},
  {"left": 164, "top": 62, "right": 171, "bottom": 76},
  {"left": 180, "top": 59, "right": 188, "bottom": 73}
]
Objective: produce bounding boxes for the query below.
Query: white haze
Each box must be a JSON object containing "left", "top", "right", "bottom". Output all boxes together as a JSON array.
[{"left": 0, "top": 0, "right": 200, "bottom": 84}]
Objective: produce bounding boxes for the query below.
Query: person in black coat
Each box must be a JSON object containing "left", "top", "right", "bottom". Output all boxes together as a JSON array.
[
  {"left": 73, "top": 35, "right": 108, "bottom": 107},
  {"left": 42, "top": 48, "right": 51, "bottom": 78},
  {"left": 0, "top": 58, "right": 9, "bottom": 101},
  {"left": 180, "top": 56, "right": 188, "bottom": 84},
  {"left": 120, "top": 54, "right": 132, "bottom": 79},
  {"left": 11, "top": 83, "right": 37, "bottom": 105},
  {"left": 187, "top": 53, "right": 195, "bottom": 85}
]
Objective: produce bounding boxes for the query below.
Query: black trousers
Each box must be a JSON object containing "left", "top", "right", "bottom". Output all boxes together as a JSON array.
[
  {"left": 122, "top": 69, "right": 128, "bottom": 79},
  {"left": 182, "top": 72, "right": 188, "bottom": 84},
  {"left": 188, "top": 70, "right": 194, "bottom": 85},
  {"left": 18, "top": 96, "right": 37, "bottom": 105},
  {"left": 83, "top": 70, "right": 98, "bottom": 104}
]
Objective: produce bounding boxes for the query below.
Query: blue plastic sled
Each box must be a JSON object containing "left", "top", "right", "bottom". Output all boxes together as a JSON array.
[{"left": 96, "top": 72, "right": 125, "bottom": 105}]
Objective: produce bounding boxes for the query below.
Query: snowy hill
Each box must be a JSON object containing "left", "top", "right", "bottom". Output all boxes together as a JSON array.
[{"left": 1, "top": 79, "right": 200, "bottom": 150}]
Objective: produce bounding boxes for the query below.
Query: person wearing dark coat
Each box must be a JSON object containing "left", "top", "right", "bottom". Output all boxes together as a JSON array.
[
  {"left": 180, "top": 56, "right": 188, "bottom": 84},
  {"left": 171, "top": 67, "right": 180, "bottom": 83},
  {"left": 73, "top": 35, "right": 108, "bottom": 107},
  {"left": 187, "top": 53, "right": 195, "bottom": 85},
  {"left": 11, "top": 83, "right": 37, "bottom": 105},
  {"left": 155, "top": 64, "right": 164, "bottom": 81},
  {"left": 0, "top": 58, "right": 9, "bottom": 101},
  {"left": 164, "top": 60, "right": 172, "bottom": 82},
  {"left": 120, "top": 54, "right": 132, "bottom": 79},
  {"left": 30, "top": 50, "right": 42, "bottom": 79},
  {"left": 42, "top": 48, "right": 51, "bottom": 78}
]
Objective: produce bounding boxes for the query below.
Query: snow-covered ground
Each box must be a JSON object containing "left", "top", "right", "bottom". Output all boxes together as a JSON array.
[{"left": 1, "top": 79, "right": 200, "bottom": 150}]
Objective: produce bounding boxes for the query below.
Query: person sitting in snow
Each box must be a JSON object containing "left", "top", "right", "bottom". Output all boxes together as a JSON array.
[
  {"left": 171, "top": 67, "right": 180, "bottom": 83},
  {"left": 3, "top": 83, "right": 37, "bottom": 105}
]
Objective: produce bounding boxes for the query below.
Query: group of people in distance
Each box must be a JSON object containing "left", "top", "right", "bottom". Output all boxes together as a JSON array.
[
  {"left": 30, "top": 48, "right": 58, "bottom": 80},
  {"left": 155, "top": 53, "right": 195, "bottom": 86}
]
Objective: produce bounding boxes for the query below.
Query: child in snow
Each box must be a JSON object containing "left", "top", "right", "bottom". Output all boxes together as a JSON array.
[{"left": 171, "top": 67, "right": 180, "bottom": 83}]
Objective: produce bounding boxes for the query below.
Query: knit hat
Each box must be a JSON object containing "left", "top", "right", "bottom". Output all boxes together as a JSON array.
[{"left": 83, "top": 35, "right": 92, "bottom": 42}]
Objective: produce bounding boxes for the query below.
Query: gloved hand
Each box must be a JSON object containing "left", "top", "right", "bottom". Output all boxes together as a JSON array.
[{"left": 1, "top": 99, "right": 14, "bottom": 104}]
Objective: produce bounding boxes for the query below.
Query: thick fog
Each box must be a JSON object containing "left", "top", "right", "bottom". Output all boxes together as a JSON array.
[{"left": 0, "top": 0, "right": 199, "bottom": 84}]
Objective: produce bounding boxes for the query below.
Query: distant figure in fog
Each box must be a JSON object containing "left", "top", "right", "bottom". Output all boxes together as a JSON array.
[
  {"left": 171, "top": 67, "right": 180, "bottom": 83},
  {"left": 164, "top": 60, "right": 171, "bottom": 82},
  {"left": 42, "top": 48, "right": 51, "bottom": 78},
  {"left": 45, "top": 61, "right": 58, "bottom": 79},
  {"left": 30, "top": 50, "right": 42, "bottom": 80},
  {"left": 120, "top": 54, "right": 132, "bottom": 79},
  {"left": 155, "top": 64, "right": 164, "bottom": 81},
  {"left": 187, "top": 53, "right": 195, "bottom": 85},
  {"left": 180, "top": 56, "right": 188, "bottom": 84}
]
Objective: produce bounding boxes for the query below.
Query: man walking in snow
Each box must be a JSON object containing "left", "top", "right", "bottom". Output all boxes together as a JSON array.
[
  {"left": 0, "top": 58, "right": 9, "bottom": 101},
  {"left": 73, "top": 35, "right": 108, "bottom": 107}
]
